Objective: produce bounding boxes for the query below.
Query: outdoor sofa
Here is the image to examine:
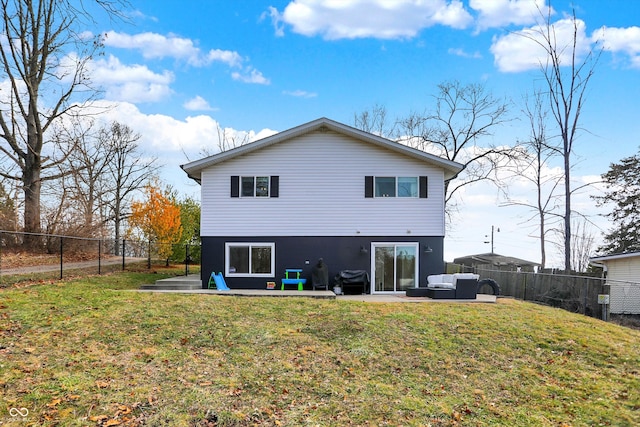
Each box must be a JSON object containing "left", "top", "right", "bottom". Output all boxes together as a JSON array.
[{"left": 406, "top": 273, "right": 480, "bottom": 299}]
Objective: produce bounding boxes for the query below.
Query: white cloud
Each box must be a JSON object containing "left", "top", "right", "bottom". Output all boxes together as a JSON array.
[
  {"left": 283, "top": 89, "right": 318, "bottom": 98},
  {"left": 231, "top": 67, "right": 271, "bottom": 85},
  {"left": 272, "top": 0, "right": 473, "bottom": 40},
  {"left": 262, "top": 6, "right": 285, "bottom": 37},
  {"left": 183, "top": 95, "right": 215, "bottom": 111},
  {"left": 490, "top": 17, "right": 592, "bottom": 72},
  {"left": 470, "top": 0, "right": 551, "bottom": 31},
  {"left": 89, "top": 55, "right": 174, "bottom": 102},
  {"left": 102, "top": 31, "right": 268, "bottom": 84},
  {"left": 207, "top": 49, "right": 243, "bottom": 68},
  {"left": 103, "top": 31, "right": 243, "bottom": 67},
  {"left": 592, "top": 26, "right": 640, "bottom": 69},
  {"left": 448, "top": 47, "right": 482, "bottom": 59},
  {"left": 88, "top": 101, "right": 276, "bottom": 156}
]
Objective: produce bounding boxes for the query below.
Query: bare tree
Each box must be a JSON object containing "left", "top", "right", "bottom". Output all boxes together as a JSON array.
[
  {"left": 525, "top": 8, "right": 601, "bottom": 271},
  {"left": 0, "top": 180, "right": 18, "bottom": 232},
  {"left": 551, "top": 217, "right": 596, "bottom": 272},
  {"left": 353, "top": 104, "right": 392, "bottom": 136},
  {"left": 502, "top": 91, "right": 564, "bottom": 268},
  {"left": 193, "top": 122, "right": 251, "bottom": 158},
  {"left": 100, "top": 122, "right": 158, "bottom": 253},
  {"left": 408, "top": 82, "right": 516, "bottom": 206},
  {"left": 57, "top": 119, "right": 115, "bottom": 236},
  {"left": 359, "top": 81, "right": 516, "bottom": 212},
  {"left": 0, "top": 0, "right": 126, "bottom": 247}
]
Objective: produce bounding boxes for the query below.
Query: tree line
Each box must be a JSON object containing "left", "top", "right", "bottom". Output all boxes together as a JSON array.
[{"left": 0, "top": 0, "right": 198, "bottom": 261}]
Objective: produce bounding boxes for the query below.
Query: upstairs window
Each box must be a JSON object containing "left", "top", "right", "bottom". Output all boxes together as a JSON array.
[
  {"left": 398, "top": 177, "right": 418, "bottom": 197},
  {"left": 231, "top": 176, "right": 279, "bottom": 198},
  {"left": 366, "top": 176, "right": 427, "bottom": 198},
  {"left": 241, "top": 176, "right": 269, "bottom": 197},
  {"left": 375, "top": 177, "right": 396, "bottom": 197}
]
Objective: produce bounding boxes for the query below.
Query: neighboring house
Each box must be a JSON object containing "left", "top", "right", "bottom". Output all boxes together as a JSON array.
[
  {"left": 181, "top": 117, "right": 463, "bottom": 293},
  {"left": 590, "top": 252, "right": 640, "bottom": 314},
  {"left": 453, "top": 253, "right": 540, "bottom": 273}
]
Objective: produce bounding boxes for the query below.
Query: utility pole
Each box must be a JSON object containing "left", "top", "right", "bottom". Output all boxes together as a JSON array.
[{"left": 484, "top": 226, "right": 500, "bottom": 253}]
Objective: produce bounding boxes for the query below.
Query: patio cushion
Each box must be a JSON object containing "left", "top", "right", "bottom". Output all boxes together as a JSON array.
[
  {"left": 427, "top": 274, "right": 443, "bottom": 284},
  {"left": 452, "top": 273, "right": 479, "bottom": 285}
]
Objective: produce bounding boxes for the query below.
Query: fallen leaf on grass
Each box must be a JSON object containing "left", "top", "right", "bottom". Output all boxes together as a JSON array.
[
  {"left": 95, "top": 380, "right": 110, "bottom": 389},
  {"left": 46, "top": 398, "right": 62, "bottom": 407},
  {"left": 116, "top": 405, "right": 132, "bottom": 415}
]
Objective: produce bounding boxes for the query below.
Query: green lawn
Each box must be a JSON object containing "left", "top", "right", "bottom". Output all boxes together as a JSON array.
[{"left": 1, "top": 270, "right": 638, "bottom": 426}]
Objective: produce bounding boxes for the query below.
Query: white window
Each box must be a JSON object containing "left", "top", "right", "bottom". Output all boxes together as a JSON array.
[
  {"left": 225, "top": 242, "right": 275, "bottom": 277},
  {"left": 397, "top": 177, "right": 418, "bottom": 197},
  {"left": 375, "top": 177, "right": 418, "bottom": 198},
  {"left": 241, "top": 176, "right": 270, "bottom": 197}
]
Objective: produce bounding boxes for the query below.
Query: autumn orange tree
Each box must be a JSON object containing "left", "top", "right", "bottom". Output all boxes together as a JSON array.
[{"left": 129, "top": 180, "right": 183, "bottom": 263}]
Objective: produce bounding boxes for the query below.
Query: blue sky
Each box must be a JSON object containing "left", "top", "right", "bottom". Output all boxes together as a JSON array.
[{"left": 86, "top": 0, "right": 640, "bottom": 267}]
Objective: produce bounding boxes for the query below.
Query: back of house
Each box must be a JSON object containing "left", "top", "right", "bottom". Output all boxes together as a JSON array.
[{"left": 182, "top": 117, "right": 462, "bottom": 293}]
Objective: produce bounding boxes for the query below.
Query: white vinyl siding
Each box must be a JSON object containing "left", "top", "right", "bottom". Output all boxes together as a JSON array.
[
  {"left": 201, "top": 130, "right": 446, "bottom": 237},
  {"left": 603, "top": 257, "right": 640, "bottom": 314}
]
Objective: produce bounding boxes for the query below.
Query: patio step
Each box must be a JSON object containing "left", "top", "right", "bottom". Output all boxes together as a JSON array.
[{"left": 140, "top": 274, "right": 202, "bottom": 290}]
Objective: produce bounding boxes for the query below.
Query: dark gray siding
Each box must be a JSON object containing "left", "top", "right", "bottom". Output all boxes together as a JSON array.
[{"left": 201, "top": 236, "right": 444, "bottom": 290}]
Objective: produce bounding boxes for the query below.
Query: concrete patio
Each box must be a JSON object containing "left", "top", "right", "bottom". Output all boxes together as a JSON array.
[{"left": 138, "top": 275, "right": 497, "bottom": 303}]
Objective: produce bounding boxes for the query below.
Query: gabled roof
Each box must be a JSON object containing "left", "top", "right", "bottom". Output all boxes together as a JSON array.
[
  {"left": 453, "top": 252, "right": 540, "bottom": 267},
  {"left": 590, "top": 252, "right": 640, "bottom": 263},
  {"left": 181, "top": 117, "right": 464, "bottom": 183}
]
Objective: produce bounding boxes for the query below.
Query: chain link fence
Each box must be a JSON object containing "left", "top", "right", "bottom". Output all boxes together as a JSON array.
[{"left": 0, "top": 230, "right": 200, "bottom": 286}]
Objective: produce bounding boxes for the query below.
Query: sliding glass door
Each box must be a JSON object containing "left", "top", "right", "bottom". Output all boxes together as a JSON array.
[{"left": 372, "top": 243, "right": 418, "bottom": 293}]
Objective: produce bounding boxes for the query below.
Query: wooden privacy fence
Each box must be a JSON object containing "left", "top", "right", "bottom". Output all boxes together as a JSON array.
[{"left": 462, "top": 266, "right": 608, "bottom": 319}]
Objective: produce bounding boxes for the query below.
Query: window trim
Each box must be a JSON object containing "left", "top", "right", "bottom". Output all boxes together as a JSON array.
[{"left": 225, "top": 242, "right": 275, "bottom": 277}]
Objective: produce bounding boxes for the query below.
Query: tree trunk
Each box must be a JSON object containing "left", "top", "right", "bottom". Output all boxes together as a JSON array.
[
  {"left": 114, "top": 205, "right": 121, "bottom": 256},
  {"left": 564, "top": 153, "right": 571, "bottom": 272},
  {"left": 23, "top": 106, "right": 42, "bottom": 248}
]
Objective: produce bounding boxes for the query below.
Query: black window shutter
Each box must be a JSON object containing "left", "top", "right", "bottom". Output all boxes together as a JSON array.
[
  {"left": 270, "top": 176, "right": 279, "bottom": 198},
  {"left": 419, "top": 176, "right": 428, "bottom": 198},
  {"left": 230, "top": 176, "right": 239, "bottom": 197},
  {"left": 365, "top": 176, "right": 373, "bottom": 198}
]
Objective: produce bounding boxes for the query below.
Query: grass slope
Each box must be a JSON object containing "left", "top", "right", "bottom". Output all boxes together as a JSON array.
[{"left": 0, "top": 271, "right": 638, "bottom": 426}]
